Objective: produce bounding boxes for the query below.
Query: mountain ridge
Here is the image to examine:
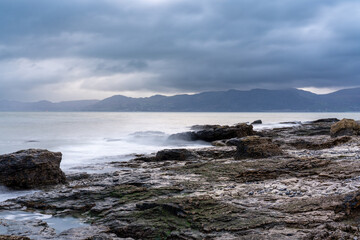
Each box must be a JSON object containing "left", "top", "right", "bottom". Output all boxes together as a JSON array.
[{"left": 1, "top": 88, "right": 360, "bottom": 112}]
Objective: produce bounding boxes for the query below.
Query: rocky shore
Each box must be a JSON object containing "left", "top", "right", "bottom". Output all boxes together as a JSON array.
[{"left": 1, "top": 118, "right": 360, "bottom": 239}]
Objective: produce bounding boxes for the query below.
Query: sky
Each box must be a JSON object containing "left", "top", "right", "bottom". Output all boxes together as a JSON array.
[{"left": 0, "top": 0, "right": 360, "bottom": 101}]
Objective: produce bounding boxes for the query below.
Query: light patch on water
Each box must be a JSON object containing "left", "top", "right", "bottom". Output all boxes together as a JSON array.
[
  {"left": 0, "top": 210, "right": 89, "bottom": 234},
  {"left": 0, "top": 186, "right": 37, "bottom": 202}
]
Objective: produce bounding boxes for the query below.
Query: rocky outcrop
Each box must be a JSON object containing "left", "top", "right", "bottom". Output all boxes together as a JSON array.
[
  {"left": 0, "top": 149, "right": 66, "bottom": 189},
  {"left": 3, "top": 119, "right": 360, "bottom": 239},
  {"left": 330, "top": 118, "right": 360, "bottom": 137},
  {"left": 169, "top": 123, "right": 255, "bottom": 142},
  {"left": 251, "top": 119, "right": 262, "bottom": 125},
  {"left": 234, "top": 136, "right": 283, "bottom": 159},
  {"left": 155, "top": 149, "right": 199, "bottom": 161}
]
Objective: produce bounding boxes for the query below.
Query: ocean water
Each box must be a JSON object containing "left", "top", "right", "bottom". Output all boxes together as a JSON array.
[{"left": 0, "top": 112, "right": 360, "bottom": 202}]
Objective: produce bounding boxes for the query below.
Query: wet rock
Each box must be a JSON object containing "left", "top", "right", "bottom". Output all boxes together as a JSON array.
[
  {"left": 155, "top": 149, "right": 199, "bottom": 161},
  {"left": 234, "top": 136, "right": 283, "bottom": 159},
  {"left": 330, "top": 118, "right": 360, "bottom": 137},
  {"left": 0, "top": 149, "right": 66, "bottom": 189},
  {"left": 251, "top": 119, "right": 262, "bottom": 125},
  {"left": 289, "top": 136, "right": 352, "bottom": 150}
]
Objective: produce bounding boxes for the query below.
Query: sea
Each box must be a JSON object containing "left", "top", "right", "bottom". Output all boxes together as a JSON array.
[{"left": 1, "top": 112, "right": 360, "bottom": 202}]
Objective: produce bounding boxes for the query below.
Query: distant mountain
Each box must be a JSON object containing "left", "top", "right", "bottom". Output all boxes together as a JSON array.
[
  {"left": 84, "top": 88, "right": 344, "bottom": 112},
  {"left": 1, "top": 88, "right": 360, "bottom": 112},
  {"left": 0, "top": 100, "right": 99, "bottom": 112}
]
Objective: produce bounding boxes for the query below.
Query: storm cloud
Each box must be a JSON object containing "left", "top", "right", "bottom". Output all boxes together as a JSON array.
[{"left": 0, "top": 0, "right": 360, "bottom": 101}]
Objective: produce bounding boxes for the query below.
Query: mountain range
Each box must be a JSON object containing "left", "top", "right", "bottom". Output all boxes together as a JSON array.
[{"left": 1, "top": 88, "right": 360, "bottom": 112}]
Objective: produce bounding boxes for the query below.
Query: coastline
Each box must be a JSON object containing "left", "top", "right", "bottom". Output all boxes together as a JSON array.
[{"left": 1, "top": 118, "right": 360, "bottom": 239}]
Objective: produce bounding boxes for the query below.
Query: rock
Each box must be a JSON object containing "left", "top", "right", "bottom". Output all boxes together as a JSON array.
[
  {"left": 58, "top": 225, "right": 123, "bottom": 240},
  {"left": 168, "top": 131, "right": 198, "bottom": 141},
  {"left": 155, "top": 149, "right": 199, "bottom": 161},
  {"left": 0, "top": 149, "right": 66, "bottom": 189},
  {"left": 194, "top": 123, "right": 254, "bottom": 142},
  {"left": 190, "top": 124, "right": 222, "bottom": 131},
  {"left": 0, "top": 236, "right": 30, "bottom": 240},
  {"left": 312, "top": 118, "right": 340, "bottom": 123},
  {"left": 169, "top": 123, "right": 255, "bottom": 142},
  {"left": 251, "top": 120, "right": 262, "bottom": 125},
  {"left": 211, "top": 140, "right": 227, "bottom": 147},
  {"left": 234, "top": 136, "right": 283, "bottom": 159},
  {"left": 330, "top": 119, "right": 360, "bottom": 137},
  {"left": 225, "top": 138, "right": 242, "bottom": 146},
  {"left": 289, "top": 136, "right": 352, "bottom": 150},
  {"left": 337, "top": 192, "right": 360, "bottom": 215}
]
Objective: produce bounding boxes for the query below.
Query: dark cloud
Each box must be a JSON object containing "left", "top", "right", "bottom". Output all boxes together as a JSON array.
[{"left": 0, "top": 0, "right": 359, "bottom": 101}]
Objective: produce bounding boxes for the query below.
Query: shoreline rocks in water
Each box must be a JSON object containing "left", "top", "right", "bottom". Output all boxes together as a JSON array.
[
  {"left": 2, "top": 118, "right": 360, "bottom": 239},
  {"left": 0, "top": 149, "right": 66, "bottom": 189},
  {"left": 169, "top": 122, "right": 255, "bottom": 142}
]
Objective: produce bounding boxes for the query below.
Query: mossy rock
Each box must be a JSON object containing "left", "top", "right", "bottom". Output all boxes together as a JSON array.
[{"left": 330, "top": 119, "right": 360, "bottom": 137}]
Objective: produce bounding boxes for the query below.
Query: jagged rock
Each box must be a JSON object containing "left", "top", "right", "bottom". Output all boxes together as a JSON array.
[
  {"left": 234, "top": 136, "right": 283, "bottom": 159},
  {"left": 251, "top": 120, "right": 262, "bottom": 125},
  {"left": 155, "top": 149, "right": 199, "bottom": 161},
  {"left": 330, "top": 118, "right": 360, "bottom": 137},
  {"left": 0, "top": 149, "right": 66, "bottom": 189}
]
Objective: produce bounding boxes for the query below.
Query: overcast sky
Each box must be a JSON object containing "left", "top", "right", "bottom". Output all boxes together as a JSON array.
[{"left": 1, "top": 0, "right": 360, "bottom": 101}]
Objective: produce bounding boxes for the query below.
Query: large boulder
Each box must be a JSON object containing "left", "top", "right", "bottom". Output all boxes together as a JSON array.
[
  {"left": 0, "top": 149, "right": 66, "bottom": 189},
  {"left": 234, "top": 136, "right": 283, "bottom": 159},
  {"left": 330, "top": 119, "right": 360, "bottom": 137}
]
